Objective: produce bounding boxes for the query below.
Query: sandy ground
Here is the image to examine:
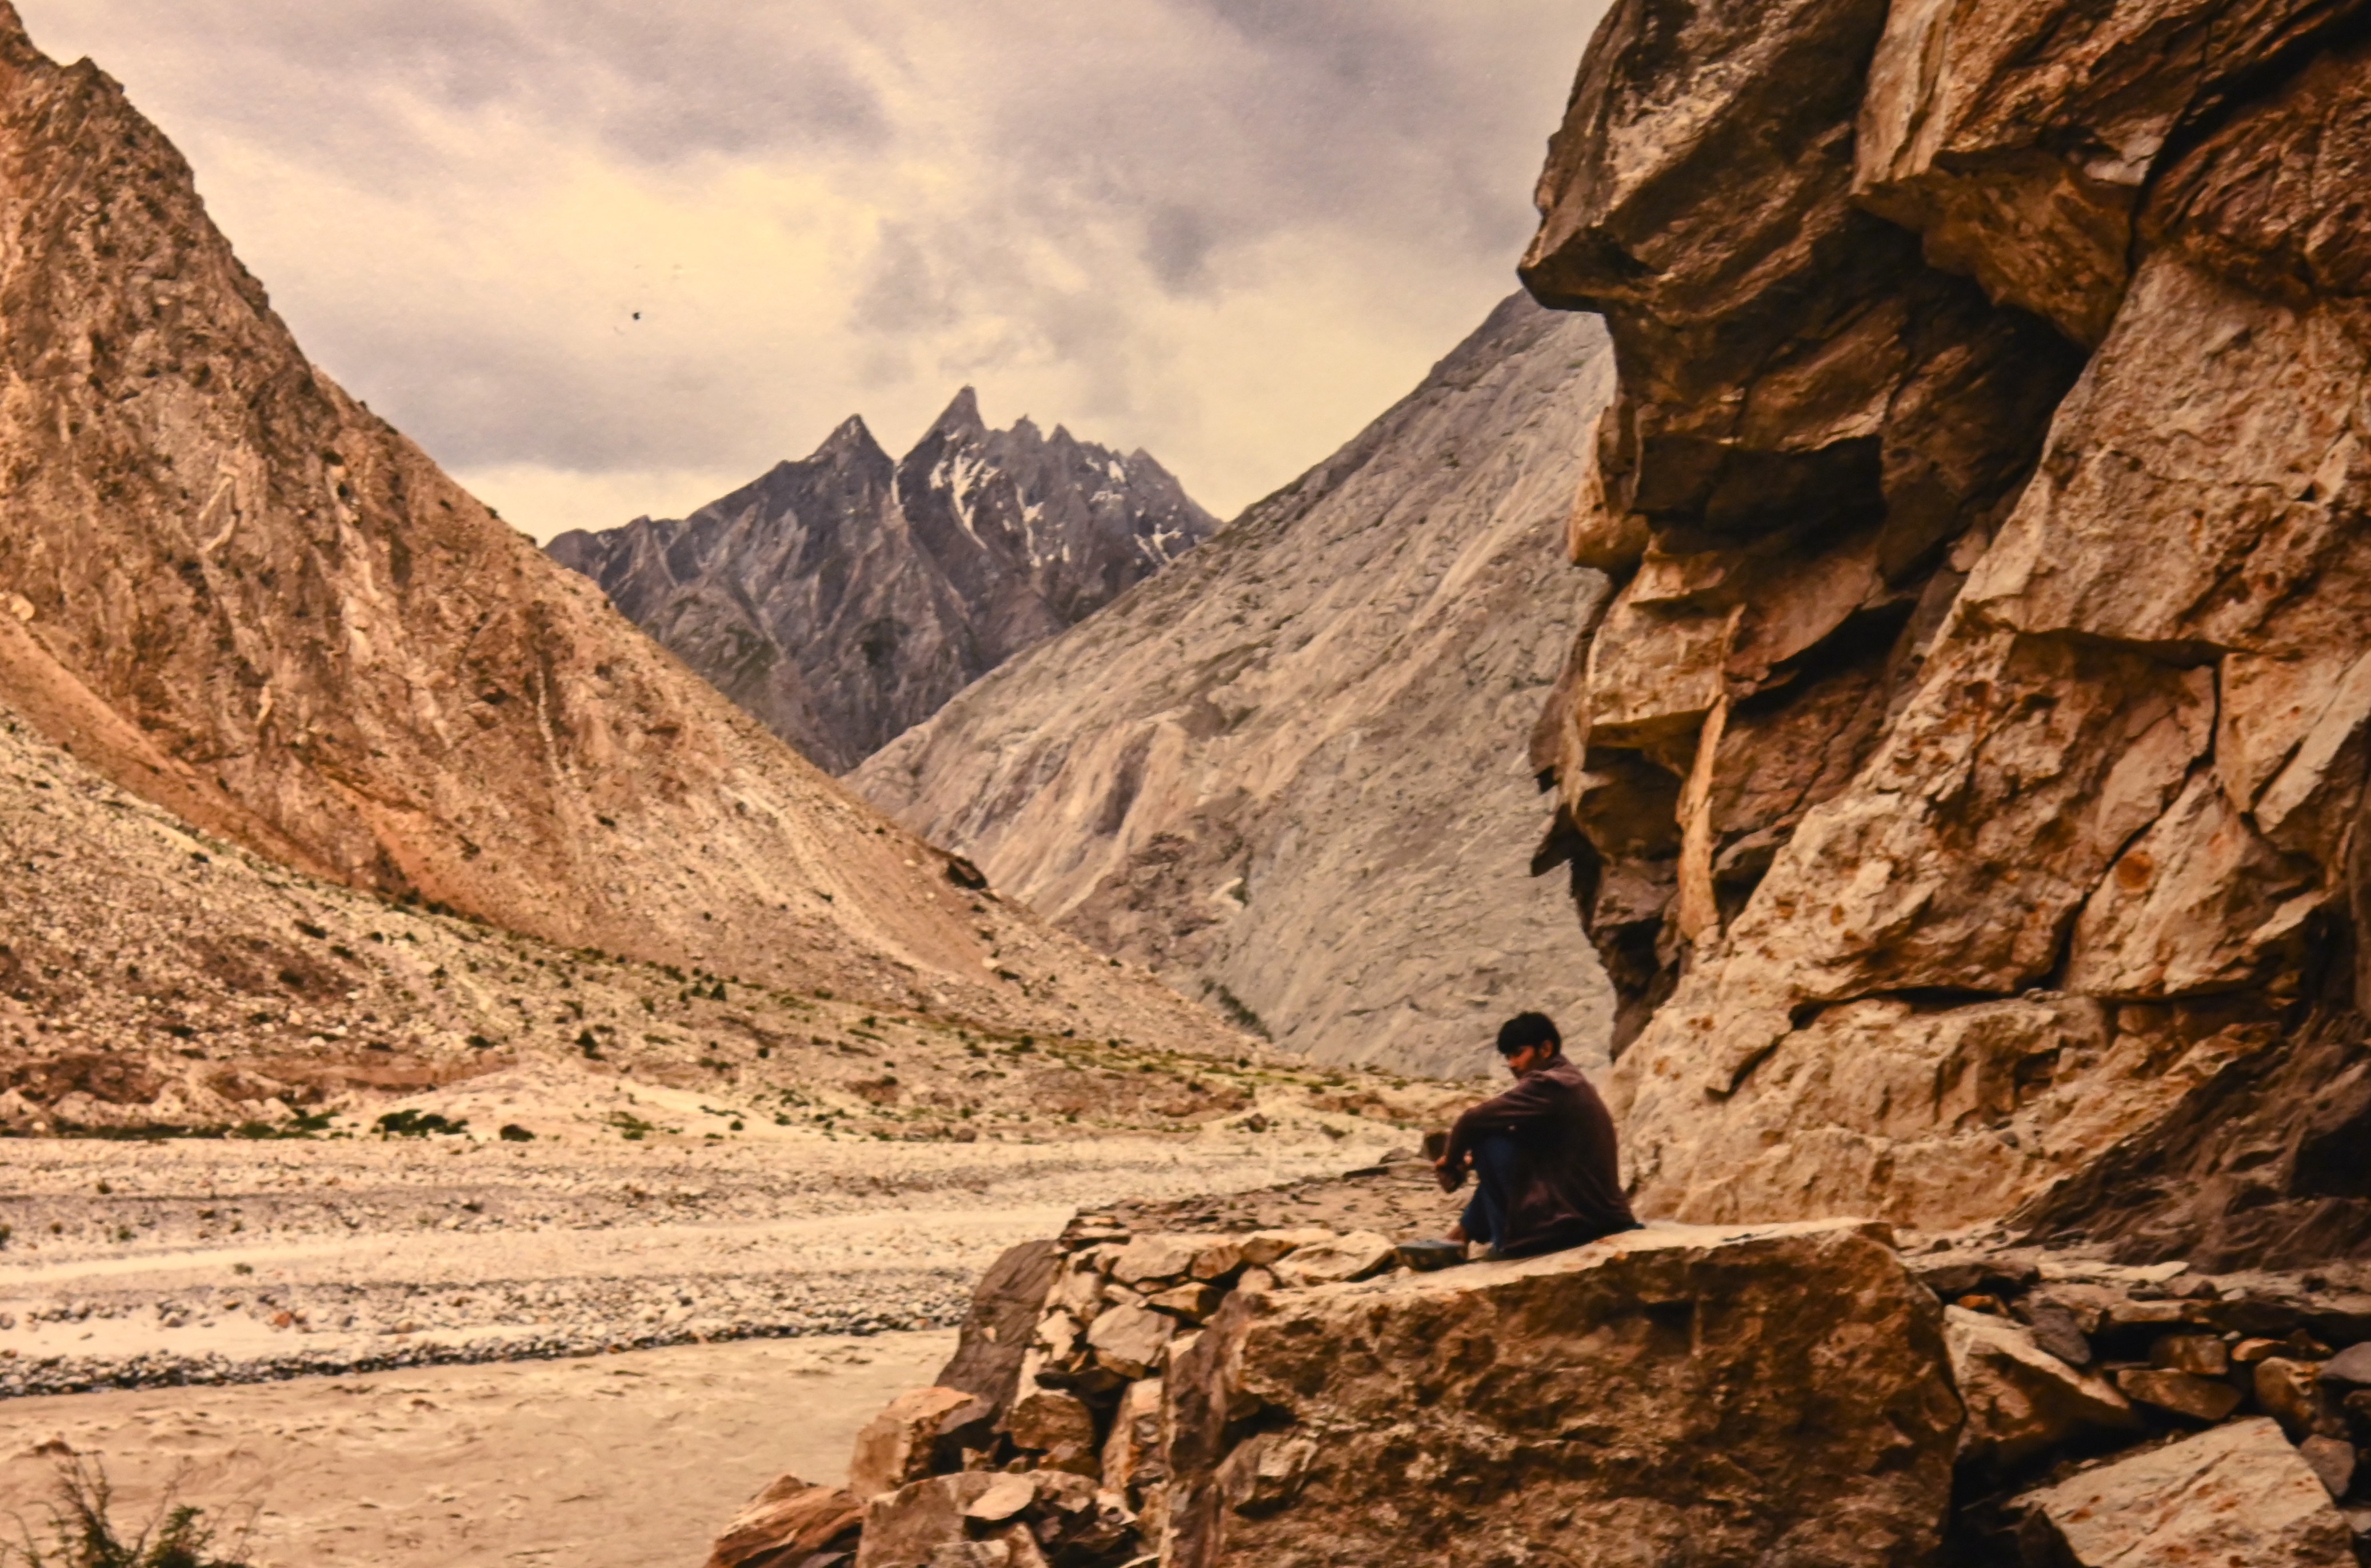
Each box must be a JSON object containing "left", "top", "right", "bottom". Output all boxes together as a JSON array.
[
  {"left": 0, "top": 1058, "right": 1412, "bottom": 1396},
  {"left": 0, "top": 1330, "right": 957, "bottom": 1567},
  {"left": 0, "top": 1058, "right": 1436, "bottom": 1563}
]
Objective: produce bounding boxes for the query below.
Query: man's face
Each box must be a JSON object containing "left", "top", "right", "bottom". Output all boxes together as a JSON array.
[{"left": 1504, "top": 1041, "right": 1554, "bottom": 1077}]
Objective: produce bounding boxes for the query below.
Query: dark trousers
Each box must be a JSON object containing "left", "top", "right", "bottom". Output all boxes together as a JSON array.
[{"left": 1459, "top": 1132, "right": 1521, "bottom": 1249}]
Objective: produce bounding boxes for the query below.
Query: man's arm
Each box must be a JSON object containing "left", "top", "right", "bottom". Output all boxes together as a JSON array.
[{"left": 1442, "top": 1071, "right": 1565, "bottom": 1169}]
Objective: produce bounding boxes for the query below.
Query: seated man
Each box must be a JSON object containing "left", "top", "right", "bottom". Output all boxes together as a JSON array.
[{"left": 1434, "top": 1011, "right": 1638, "bottom": 1259}]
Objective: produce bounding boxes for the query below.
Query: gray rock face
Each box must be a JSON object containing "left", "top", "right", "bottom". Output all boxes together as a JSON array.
[
  {"left": 548, "top": 392, "right": 1214, "bottom": 773},
  {"left": 856, "top": 298, "right": 1617, "bottom": 1079}
]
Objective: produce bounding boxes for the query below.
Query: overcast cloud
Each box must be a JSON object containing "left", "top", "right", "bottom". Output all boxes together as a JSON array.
[{"left": 13, "top": 1, "right": 1604, "bottom": 538}]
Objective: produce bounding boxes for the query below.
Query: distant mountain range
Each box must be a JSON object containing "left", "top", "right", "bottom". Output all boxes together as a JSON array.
[{"left": 547, "top": 391, "right": 1216, "bottom": 772}]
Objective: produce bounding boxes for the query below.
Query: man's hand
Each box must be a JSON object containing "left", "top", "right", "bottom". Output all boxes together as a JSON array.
[{"left": 1433, "top": 1151, "right": 1465, "bottom": 1194}]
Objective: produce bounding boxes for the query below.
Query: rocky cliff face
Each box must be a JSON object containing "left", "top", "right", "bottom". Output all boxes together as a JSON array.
[
  {"left": 0, "top": 2, "right": 1240, "bottom": 1054},
  {"left": 547, "top": 393, "right": 1214, "bottom": 774},
  {"left": 856, "top": 298, "right": 1616, "bottom": 1081},
  {"left": 1520, "top": 0, "right": 2371, "bottom": 1267}
]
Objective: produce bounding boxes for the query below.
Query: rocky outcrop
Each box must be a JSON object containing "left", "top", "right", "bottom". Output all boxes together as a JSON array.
[
  {"left": 1162, "top": 1221, "right": 1959, "bottom": 1568},
  {"left": 857, "top": 298, "right": 1617, "bottom": 1079},
  {"left": 1519, "top": 0, "right": 2371, "bottom": 1266},
  {"left": 738, "top": 1157, "right": 2371, "bottom": 1568},
  {"left": 548, "top": 396, "right": 1213, "bottom": 773},
  {"left": 0, "top": 3, "right": 1242, "bottom": 1051}
]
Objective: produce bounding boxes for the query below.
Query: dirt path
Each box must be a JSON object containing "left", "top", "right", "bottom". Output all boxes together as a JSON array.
[{"left": 0, "top": 1330, "right": 957, "bottom": 1568}]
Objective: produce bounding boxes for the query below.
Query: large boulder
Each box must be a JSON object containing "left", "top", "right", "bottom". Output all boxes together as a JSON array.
[
  {"left": 1163, "top": 1220, "right": 1960, "bottom": 1567},
  {"left": 2021, "top": 1416, "right": 2357, "bottom": 1566}
]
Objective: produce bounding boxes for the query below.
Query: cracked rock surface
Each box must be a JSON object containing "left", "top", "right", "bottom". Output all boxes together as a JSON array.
[{"left": 1520, "top": 0, "right": 2371, "bottom": 1270}]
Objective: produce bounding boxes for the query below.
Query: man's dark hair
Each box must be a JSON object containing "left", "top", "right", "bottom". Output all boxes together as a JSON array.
[{"left": 1496, "top": 1012, "right": 1561, "bottom": 1055}]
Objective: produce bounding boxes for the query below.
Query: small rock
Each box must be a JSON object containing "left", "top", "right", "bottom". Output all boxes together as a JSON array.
[
  {"left": 1031, "top": 1311, "right": 1082, "bottom": 1367},
  {"left": 962, "top": 1474, "right": 1038, "bottom": 1525},
  {"left": 926, "top": 1542, "right": 1007, "bottom": 1568},
  {"left": 1946, "top": 1307, "right": 2138, "bottom": 1472},
  {"left": 2105, "top": 1299, "right": 2197, "bottom": 1329},
  {"left": 2236, "top": 1337, "right": 2286, "bottom": 1365},
  {"left": 2320, "top": 1342, "right": 2371, "bottom": 1388},
  {"left": 2298, "top": 1435, "right": 2355, "bottom": 1501},
  {"left": 1006, "top": 1388, "right": 1098, "bottom": 1475},
  {"left": 2114, "top": 1367, "right": 2242, "bottom": 1423},
  {"left": 1239, "top": 1227, "right": 1334, "bottom": 1267},
  {"left": 2018, "top": 1301, "right": 2093, "bottom": 1367},
  {"left": 703, "top": 1474, "right": 861, "bottom": 1568},
  {"left": 1955, "top": 1293, "right": 2009, "bottom": 1317},
  {"left": 1109, "top": 1234, "right": 1202, "bottom": 1287},
  {"left": 1086, "top": 1304, "right": 1175, "bottom": 1380},
  {"left": 1189, "top": 1239, "right": 1246, "bottom": 1281},
  {"left": 849, "top": 1387, "right": 985, "bottom": 1501},
  {"left": 1270, "top": 1231, "right": 1397, "bottom": 1288},
  {"left": 2258, "top": 1358, "right": 2348, "bottom": 1439},
  {"left": 2021, "top": 1418, "right": 2353, "bottom": 1567},
  {"left": 2150, "top": 1333, "right": 2229, "bottom": 1377},
  {"left": 856, "top": 1473, "right": 998, "bottom": 1568},
  {"left": 1147, "top": 1282, "right": 1224, "bottom": 1322},
  {"left": 1394, "top": 1238, "right": 1467, "bottom": 1273},
  {"left": 1101, "top": 1376, "right": 1166, "bottom": 1498}
]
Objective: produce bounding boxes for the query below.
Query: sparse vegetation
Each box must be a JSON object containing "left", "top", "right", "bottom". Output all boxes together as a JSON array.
[
  {"left": 3, "top": 1458, "right": 254, "bottom": 1568},
  {"left": 372, "top": 1110, "right": 467, "bottom": 1139}
]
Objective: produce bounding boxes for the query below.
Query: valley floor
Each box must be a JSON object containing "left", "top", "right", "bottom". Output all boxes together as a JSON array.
[
  {"left": 0, "top": 1071, "right": 1428, "bottom": 1564},
  {"left": 0, "top": 1330, "right": 958, "bottom": 1568}
]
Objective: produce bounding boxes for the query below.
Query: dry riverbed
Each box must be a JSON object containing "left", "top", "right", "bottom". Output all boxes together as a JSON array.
[
  {"left": 0, "top": 1057, "right": 1413, "bottom": 1395},
  {"left": 0, "top": 1330, "right": 959, "bottom": 1568}
]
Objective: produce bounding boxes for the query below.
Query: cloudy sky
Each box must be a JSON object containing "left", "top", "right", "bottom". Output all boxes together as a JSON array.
[{"left": 14, "top": 1, "right": 1605, "bottom": 540}]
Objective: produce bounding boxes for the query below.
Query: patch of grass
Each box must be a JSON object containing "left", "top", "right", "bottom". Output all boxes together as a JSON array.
[{"left": 4, "top": 1457, "right": 254, "bottom": 1567}]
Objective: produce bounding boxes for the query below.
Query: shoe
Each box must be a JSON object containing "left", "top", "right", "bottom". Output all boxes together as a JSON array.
[{"left": 1395, "top": 1238, "right": 1468, "bottom": 1272}]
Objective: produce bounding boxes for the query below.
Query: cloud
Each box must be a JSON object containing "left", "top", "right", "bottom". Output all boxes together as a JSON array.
[{"left": 14, "top": 0, "right": 1608, "bottom": 538}]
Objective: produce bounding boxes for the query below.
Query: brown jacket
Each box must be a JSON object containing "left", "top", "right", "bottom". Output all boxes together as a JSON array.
[{"left": 1444, "top": 1055, "right": 1637, "bottom": 1257}]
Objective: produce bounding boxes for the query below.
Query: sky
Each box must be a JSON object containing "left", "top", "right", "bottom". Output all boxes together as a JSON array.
[{"left": 12, "top": 1, "right": 1606, "bottom": 541}]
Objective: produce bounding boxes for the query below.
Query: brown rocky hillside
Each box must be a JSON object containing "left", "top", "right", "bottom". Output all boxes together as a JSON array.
[
  {"left": 0, "top": 3, "right": 1233, "bottom": 1053},
  {"left": 1521, "top": 0, "right": 2371, "bottom": 1270}
]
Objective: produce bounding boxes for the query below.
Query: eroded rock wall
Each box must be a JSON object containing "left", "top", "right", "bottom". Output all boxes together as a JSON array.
[{"left": 1521, "top": 0, "right": 2371, "bottom": 1266}]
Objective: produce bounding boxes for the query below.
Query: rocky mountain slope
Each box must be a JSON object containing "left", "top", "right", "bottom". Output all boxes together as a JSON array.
[
  {"left": 1518, "top": 0, "right": 2371, "bottom": 1270},
  {"left": 856, "top": 297, "right": 1616, "bottom": 1081},
  {"left": 0, "top": 2, "right": 1238, "bottom": 1053},
  {"left": 548, "top": 393, "right": 1214, "bottom": 773}
]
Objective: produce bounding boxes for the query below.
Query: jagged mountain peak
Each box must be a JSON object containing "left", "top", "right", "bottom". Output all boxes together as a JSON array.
[
  {"left": 811, "top": 411, "right": 890, "bottom": 465},
  {"left": 551, "top": 389, "right": 1217, "bottom": 773},
  {"left": 926, "top": 385, "right": 987, "bottom": 439}
]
